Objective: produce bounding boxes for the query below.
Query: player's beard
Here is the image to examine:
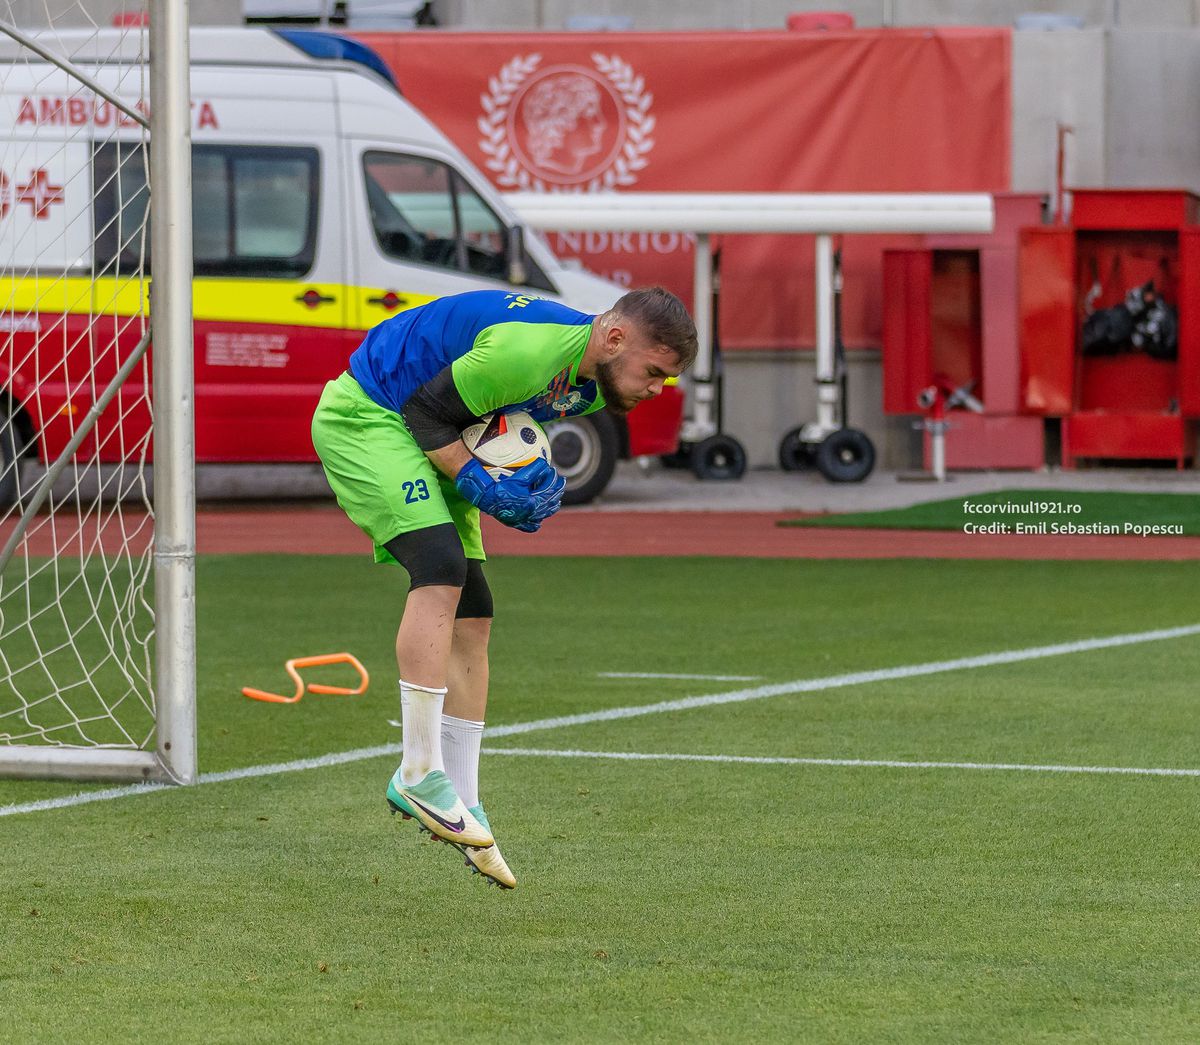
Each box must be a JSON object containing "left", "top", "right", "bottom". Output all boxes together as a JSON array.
[{"left": 595, "top": 358, "right": 635, "bottom": 415}]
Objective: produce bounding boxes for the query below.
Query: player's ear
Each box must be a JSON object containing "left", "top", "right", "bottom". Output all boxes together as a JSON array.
[
  {"left": 600, "top": 323, "right": 628, "bottom": 362},
  {"left": 603, "top": 319, "right": 626, "bottom": 358}
]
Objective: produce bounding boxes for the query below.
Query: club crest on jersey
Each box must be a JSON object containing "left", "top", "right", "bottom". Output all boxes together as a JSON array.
[
  {"left": 542, "top": 366, "right": 576, "bottom": 415},
  {"left": 550, "top": 389, "right": 582, "bottom": 413}
]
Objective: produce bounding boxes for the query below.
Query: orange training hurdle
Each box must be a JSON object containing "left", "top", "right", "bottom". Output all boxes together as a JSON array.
[{"left": 242, "top": 653, "right": 370, "bottom": 704}]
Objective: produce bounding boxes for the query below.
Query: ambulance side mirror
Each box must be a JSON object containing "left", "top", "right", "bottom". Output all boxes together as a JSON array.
[{"left": 506, "top": 225, "right": 528, "bottom": 287}]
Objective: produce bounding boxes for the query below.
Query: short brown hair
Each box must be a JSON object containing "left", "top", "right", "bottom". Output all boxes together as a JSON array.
[{"left": 612, "top": 286, "right": 698, "bottom": 370}]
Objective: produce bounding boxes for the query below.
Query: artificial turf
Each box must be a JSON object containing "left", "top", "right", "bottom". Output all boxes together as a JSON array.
[
  {"left": 3, "top": 555, "right": 1200, "bottom": 1042},
  {"left": 780, "top": 489, "right": 1200, "bottom": 535}
]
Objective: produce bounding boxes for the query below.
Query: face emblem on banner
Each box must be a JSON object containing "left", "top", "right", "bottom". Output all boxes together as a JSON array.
[
  {"left": 520, "top": 72, "right": 611, "bottom": 178},
  {"left": 478, "top": 53, "right": 655, "bottom": 191}
]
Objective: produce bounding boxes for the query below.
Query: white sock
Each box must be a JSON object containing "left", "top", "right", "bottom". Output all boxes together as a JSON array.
[
  {"left": 441, "top": 714, "right": 484, "bottom": 809},
  {"left": 398, "top": 679, "right": 447, "bottom": 786}
]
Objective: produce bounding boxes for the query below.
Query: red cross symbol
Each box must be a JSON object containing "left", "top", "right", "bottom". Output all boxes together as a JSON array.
[{"left": 16, "top": 168, "right": 64, "bottom": 220}]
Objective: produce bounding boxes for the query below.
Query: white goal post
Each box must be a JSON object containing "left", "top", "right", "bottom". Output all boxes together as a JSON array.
[{"left": 0, "top": 3, "right": 195, "bottom": 784}]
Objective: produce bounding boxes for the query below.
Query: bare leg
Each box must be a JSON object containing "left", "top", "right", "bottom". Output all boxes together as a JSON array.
[
  {"left": 396, "top": 585, "right": 460, "bottom": 784},
  {"left": 445, "top": 617, "right": 492, "bottom": 721},
  {"left": 395, "top": 584, "right": 461, "bottom": 687}
]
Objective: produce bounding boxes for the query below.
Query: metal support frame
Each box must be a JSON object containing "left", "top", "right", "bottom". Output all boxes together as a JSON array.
[
  {"left": 803, "top": 233, "right": 841, "bottom": 442},
  {"left": 0, "top": 746, "right": 163, "bottom": 782},
  {"left": 680, "top": 233, "right": 717, "bottom": 443},
  {"left": 503, "top": 191, "right": 994, "bottom": 450},
  {"left": 150, "top": 1, "right": 197, "bottom": 785},
  {"left": 930, "top": 421, "right": 948, "bottom": 482}
]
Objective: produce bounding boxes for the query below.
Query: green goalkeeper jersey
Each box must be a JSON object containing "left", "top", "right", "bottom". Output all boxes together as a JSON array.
[{"left": 348, "top": 289, "right": 606, "bottom": 423}]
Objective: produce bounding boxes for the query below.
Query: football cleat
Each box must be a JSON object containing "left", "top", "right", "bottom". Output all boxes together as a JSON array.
[
  {"left": 456, "top": 805, "right": 516, "bottom": 890},
  {"left": 386, "top": 768, "right": 494, "bottom": 848}
]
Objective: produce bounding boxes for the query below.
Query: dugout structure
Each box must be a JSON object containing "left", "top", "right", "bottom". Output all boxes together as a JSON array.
[
  {"left": 0, "top": 5, "right": 195, "bottom": 783},
  {"left": 505, "top": 191, "right": 994, "bottom": 480}
]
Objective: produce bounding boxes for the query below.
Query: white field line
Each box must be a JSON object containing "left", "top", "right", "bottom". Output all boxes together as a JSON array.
[
  {"left": 0, "top": 744, "right": 405, "bottom": 818},
  {"left": 483, "top": 622, "right": 1200, "bottom": 740},
  {"left": 483, "top": 746, "right": 1200, "bottom": 779},
  {"left": 3, "top": 621, "right": 1199, "bottom": 819},
  {"left": 597, "top": 672, "right": 763, "bottom": 681}
]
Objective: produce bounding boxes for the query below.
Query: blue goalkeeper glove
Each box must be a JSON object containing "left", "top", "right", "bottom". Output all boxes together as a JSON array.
[
  {"left": 454, "top": 457, "right": 565, "bottom": 532},
  {"left": 514, "top": 458, "right": 567, "bottom": 532}
]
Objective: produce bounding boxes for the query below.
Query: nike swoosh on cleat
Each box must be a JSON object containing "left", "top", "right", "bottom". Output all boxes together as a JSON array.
[{"left": 404, "top": 795, "right": 466, "bottom": 834}]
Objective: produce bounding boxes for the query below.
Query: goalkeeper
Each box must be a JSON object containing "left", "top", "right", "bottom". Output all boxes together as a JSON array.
[{"left": 311, "top": 287, "right": 697, "bottom": 889}]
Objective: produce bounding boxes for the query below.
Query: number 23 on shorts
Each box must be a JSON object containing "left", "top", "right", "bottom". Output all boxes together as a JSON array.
[{"left": 402, "top": 479, "right": 430, "bottom": 504}]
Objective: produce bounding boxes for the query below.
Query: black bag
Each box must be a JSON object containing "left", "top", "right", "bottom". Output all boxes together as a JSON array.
[
  {"left": 1082, "top": 280, "right": 1178, "bottom": 360},
  {"left": 1082, "top": 303, "right": 1135, "bottom": 355},
  {"left": 1132, "top": 291, "right": 1179, "bottom": 361}
]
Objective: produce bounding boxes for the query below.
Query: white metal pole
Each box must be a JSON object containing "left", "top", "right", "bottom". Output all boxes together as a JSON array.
[
  {"left": 683, "top": 232, "right": 716, "bottom": 442},
  {"left": 150, "top": 1, "right": 197, "bottom": 785},
  {"left": 931, "top": 424, "right": 946, "bottom": 481},
  {"left": 0, "top": 747, "right": 161, "bottom": 782},
  {"left": 503, "top": 191, "right": 995, "bottom": 235},
  {"left": 814, "top": 234, "right": 838, "bottom": 434}
]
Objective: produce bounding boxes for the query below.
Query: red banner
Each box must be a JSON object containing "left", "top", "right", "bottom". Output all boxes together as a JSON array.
[{"left": 357, "top": 29, "right": 1011, "bottom": 349}]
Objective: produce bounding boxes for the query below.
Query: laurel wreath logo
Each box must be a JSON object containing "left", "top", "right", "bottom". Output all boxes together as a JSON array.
[{"left": 477, "top": 52, "right": 656, "bottom": 192}]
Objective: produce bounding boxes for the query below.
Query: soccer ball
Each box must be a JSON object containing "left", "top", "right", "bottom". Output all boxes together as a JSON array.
[{"left": 461, "top": 410, "right": 551, "bottom": 478}]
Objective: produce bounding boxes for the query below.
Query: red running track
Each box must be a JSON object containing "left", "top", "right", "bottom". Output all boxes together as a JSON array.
[{"left": 5, "top": 506, "right": 1199, "bottom": 560}]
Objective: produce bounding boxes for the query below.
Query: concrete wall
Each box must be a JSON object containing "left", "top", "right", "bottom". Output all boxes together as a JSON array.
[
  {"left": 4, "top": 1, "right": 240, "bottom": 26},
  {"left": 1106, "top": 29, "right": 1200, "bottom": 187},
  {"left": 20, "top": 0, "right": 1192, "bottom": 32},
  {"left": 1012, "top": 27, "right": 1200, "bottom": 194},
  {"left": 430, "top": 0, "right": 1200, "bottom": 30},
  {"left": 1011, "top": 29, "right": 1108, "bottom": 193}
]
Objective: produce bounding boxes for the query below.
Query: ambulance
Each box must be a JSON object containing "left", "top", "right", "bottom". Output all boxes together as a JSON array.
[{"left": 0, "top": 28, "right": 683, "bottom": 506}]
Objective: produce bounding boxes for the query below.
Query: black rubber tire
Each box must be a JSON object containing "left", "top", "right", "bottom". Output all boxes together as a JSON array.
[
  {"left": 0, "top": 408, "right": 17, "bottom": 509},
  {"left": 689, "top": 434, "right": 747, "bottom": 481},
  {"left": 548, "top": 411, "right": 619, "bottom": 505},
  {"left": 815, "top": 428, "right": 876, "bottom": 483},
  {"left": 777, "top": 426, "right": 816, "bottom": 472}
]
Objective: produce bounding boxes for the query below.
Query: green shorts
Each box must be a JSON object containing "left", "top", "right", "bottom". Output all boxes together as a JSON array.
[{"left": 311, "top": 372, "right": 484, "bottom": 564}]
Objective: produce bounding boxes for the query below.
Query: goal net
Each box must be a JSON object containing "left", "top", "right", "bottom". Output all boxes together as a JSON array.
[{"left": 0, "top": 3, "right": 194, "bottom": 783}]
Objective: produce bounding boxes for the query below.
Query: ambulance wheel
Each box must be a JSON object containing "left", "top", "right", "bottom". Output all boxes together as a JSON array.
[
  {"left": 777, "top": 427, "right": 816, "bottom": 472},
  {"left": 815, "top": 428, "right": 875, "bottom": 483},
  {"left": 549, "top": 412, "right": 619, "bottom": 506},
  {"left": 690, "top": 434, "right": 746, "bottom": 481}
]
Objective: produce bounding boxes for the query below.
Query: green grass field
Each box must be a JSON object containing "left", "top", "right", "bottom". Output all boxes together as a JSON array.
[
  {"left": 4, "top": 555, "right": 1200, "bottom": 1042},
  {"left": 782, "top": 489, "right": 1200, "bottom": 534}
]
